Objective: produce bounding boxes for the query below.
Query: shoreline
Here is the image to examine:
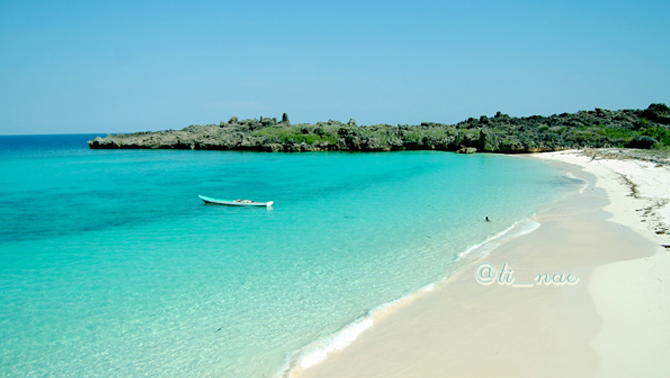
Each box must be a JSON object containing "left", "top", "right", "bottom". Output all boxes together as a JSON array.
[
  {"left": 280, "top": 217, "right": 544, "bottom": 377},
  {"left": 293, "top": 149, "right": 669, "bottom": 378}
]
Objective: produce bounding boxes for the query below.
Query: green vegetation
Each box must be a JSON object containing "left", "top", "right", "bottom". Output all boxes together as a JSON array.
[
  {"left": 90, "top": 103, "right": 670, "bottom": 153},
  {"left": 603, "top": 128, "right": 636, "bottom": 142},
  {"left": 252, "top": 125, "right": 338, "bottom": 145},
  {"left": 642, "top": 126, "right": 670, "bottom": 147}
]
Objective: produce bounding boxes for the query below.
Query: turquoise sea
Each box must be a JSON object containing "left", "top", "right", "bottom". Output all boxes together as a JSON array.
[{"left": 0, "top": 134, "right": 571, "bottom": 377}]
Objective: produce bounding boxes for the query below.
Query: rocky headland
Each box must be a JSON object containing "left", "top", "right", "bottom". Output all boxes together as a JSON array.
[{"left": 88, "top": 104, "right": 670, "bottom": 153}]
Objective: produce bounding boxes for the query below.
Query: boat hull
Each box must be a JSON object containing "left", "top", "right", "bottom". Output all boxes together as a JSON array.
[{"left": 198, "top": 195, "right": 273, "bottom": 207}]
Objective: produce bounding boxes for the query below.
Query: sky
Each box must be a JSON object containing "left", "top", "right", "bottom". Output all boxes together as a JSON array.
[{"left": 1, "top": 0, "right": 669, "bottom": 135}]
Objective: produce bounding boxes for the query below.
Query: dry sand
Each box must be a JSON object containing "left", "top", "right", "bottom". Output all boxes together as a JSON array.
[
  {"left": 295, "top": 150, "right": 670, "bottom": 378},
  {"left": 536, "top": 150, "right": 670, "bottom": 378}
]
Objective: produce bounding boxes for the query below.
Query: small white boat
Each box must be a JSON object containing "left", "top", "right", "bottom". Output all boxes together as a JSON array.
[{"left": 198, "top": 195, "right": 273, "bottom": 207}]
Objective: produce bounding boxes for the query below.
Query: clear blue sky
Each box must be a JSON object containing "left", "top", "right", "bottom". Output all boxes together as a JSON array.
[{"left": 1, "top": 0, "right": 668, "bottom": 135}]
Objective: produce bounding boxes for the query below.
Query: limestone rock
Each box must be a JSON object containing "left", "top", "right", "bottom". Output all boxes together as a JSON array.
[{"left": 457, "top": 147, "right": 477, "bottom": 154}]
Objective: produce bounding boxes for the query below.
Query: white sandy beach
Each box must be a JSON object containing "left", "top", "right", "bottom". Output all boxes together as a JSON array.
[
  {"left": 295, "top": 149, "right": 670, "bottom": 378},
  {"left": 537, "top": 150, "right": 670, "bottom": 377}
]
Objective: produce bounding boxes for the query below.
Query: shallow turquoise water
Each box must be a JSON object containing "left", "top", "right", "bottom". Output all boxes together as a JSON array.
[{"left": 0, "top": 135, "right": 568, "bottom": 377}]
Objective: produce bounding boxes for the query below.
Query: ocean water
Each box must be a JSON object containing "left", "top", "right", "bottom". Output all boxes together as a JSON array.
[{"left": 0, "top": 134, "right": 571, "bottom": 377}]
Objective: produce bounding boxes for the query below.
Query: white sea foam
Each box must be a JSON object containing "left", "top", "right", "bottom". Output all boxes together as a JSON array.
[
  {"left": 281, "top": 281, "right": 437, "bottom": 377},
  {"left": 419, "top": 283, "right": 435, "bottom": 292},
  {"left": 459, "top": 217, "right": 541, "bottom": 259},
  {"left": 563, "top": 171, "right": 589, "bottom": 193},
  {"left": 281, "top": 219, "right": 540, "bottom": 378},
  {"left": 298, "top": 315, "right": 374, "bottom": 369}
]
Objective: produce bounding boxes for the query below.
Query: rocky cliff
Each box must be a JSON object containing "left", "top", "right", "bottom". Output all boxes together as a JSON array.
[{"left": 89, "top": 105, "right": 670, "bottom": 153}]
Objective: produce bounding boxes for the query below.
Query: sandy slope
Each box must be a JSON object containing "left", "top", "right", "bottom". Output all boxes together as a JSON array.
[
  {"left": 294, "top": 149, "right": 670, "bottom": 378},
  {"left": 536, "top": 150, "right": 670, "bottom": 378}
]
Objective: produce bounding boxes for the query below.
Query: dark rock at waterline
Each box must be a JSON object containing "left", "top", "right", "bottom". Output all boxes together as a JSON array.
[
  {"left": 457, "top": 147, "right": 477, "bottom": 154},
  {"left": 89, "top": 104, "right": 670, "bottom": 153}
]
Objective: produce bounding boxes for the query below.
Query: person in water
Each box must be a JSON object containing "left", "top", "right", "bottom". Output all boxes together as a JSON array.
[{"left": 486, "top": 216, "right": 490, "bottom": 222}]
